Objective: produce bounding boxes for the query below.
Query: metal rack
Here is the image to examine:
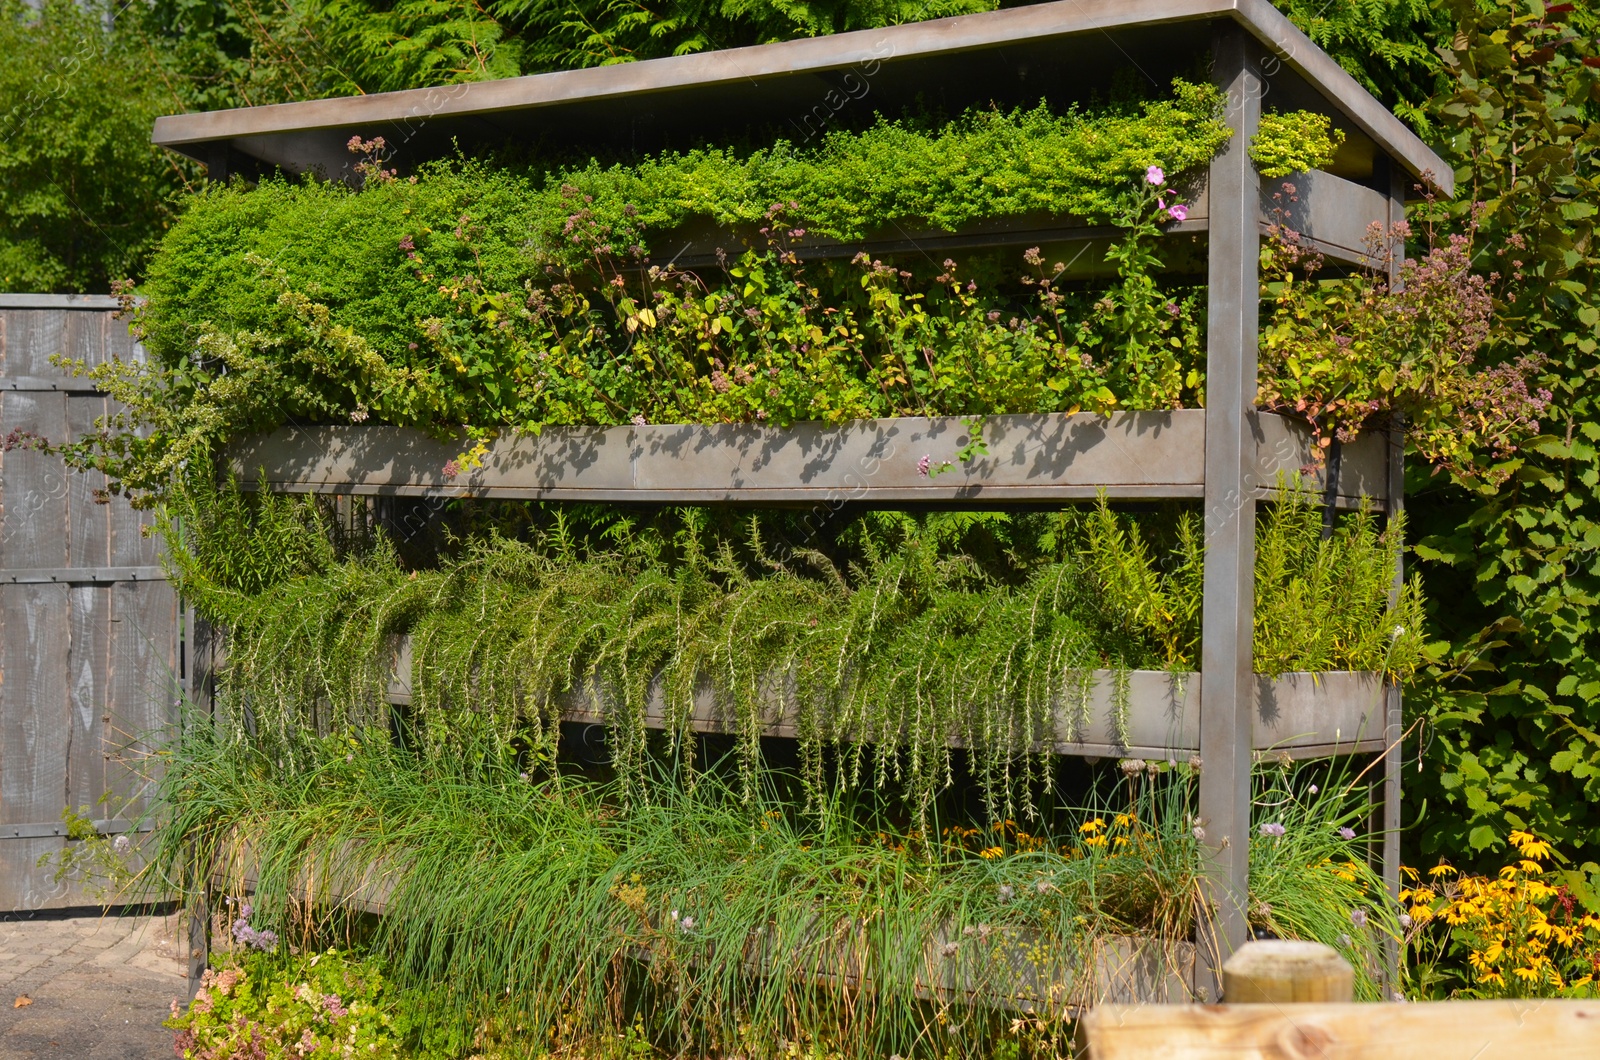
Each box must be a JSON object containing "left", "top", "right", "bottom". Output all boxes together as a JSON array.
[{"left": 158, "top": 0, "right": 1449, "bottom": 996}]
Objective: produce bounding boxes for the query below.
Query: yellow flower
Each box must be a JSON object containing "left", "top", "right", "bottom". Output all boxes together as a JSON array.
[
  {"left": 1079, "top": 819, "right": 1104, "bottom": 834},
  {"left": 1509, "top": 831, "right": 1554, "bottom": 860},
  {"left": 1429, "top": 864, "right": 1457, "bottom": 877},
  {"left": 979, "top": 846, "right": 1004, "bottom": 860}
]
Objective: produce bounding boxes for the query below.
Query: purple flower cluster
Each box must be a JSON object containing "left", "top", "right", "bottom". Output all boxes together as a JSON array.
[{"left": 230, "top": 900, "right": 279, "bottom": 952}]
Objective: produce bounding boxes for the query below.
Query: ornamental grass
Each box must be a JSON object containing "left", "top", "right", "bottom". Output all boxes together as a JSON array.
[{"left": 139, "top": 724, "right": 1396, "bottom": 1058}]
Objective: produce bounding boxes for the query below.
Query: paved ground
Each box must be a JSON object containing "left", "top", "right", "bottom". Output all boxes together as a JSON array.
[{"left": 0, "top": 909, "right": 187, "bottom": 1060}]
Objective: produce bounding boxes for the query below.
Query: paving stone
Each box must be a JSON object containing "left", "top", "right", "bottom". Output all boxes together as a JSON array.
[{"left": 0, "top": 910, "right": 187, "bottom": 1059}]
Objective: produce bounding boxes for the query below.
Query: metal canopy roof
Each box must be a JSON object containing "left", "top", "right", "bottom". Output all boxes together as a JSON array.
[{"left": 150, "top": 0, "right": 1452, "bottom": 197}]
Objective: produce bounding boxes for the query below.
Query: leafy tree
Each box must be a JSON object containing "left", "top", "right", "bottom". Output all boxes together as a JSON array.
[
  {"left": 0, "top": 0, "right": 196, "bottom": 292},
  {"left": 306, "top": 0, "right": 999, "bottom": 94},
  {"left": 1271, "top": 0, "right": 1447, "bottom": 130}
]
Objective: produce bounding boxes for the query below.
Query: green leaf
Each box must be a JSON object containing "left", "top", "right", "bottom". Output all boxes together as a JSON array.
[{"left": 1469, "top": 825, "right": 1501, "bottom": 851}]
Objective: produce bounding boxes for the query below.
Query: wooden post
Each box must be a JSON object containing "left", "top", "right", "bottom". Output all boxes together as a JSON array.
[
  {"left": 1381, "top": 163, "right": 1409, "bottom": 990},
  {"left": 1197, "top": 22, "right": 1262, "bottom": 996},
  {"left": 185, "top": 604, "right": 218, "bottom": 995},
  {"left": 1222, "top": 940, "right": 1354, "bottom": 1003}
]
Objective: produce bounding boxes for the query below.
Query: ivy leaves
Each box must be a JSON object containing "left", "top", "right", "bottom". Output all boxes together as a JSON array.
[{"left": 1407, "top": 0, "right": 1600, "bottom": 861}]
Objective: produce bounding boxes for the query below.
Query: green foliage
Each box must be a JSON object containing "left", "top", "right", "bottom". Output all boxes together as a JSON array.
[
  {"left": 167, "top": 947, "right": 417, "bottom": 1059},
  {"left": 1247, "top": 760, "right": 1401, "bottom": 998},
  {"left": 0, "top": 0, "right": 197, "bottom": 292},
  {"left": 1258, "top": 215, "right": 1547, "bottom": 485},
  {"left": 165, "top": 484, "right": 1421, "bottom": 821},
  {"left": 1403, "top": 0, "right": 1600, "bottom": 863},
  {"left": 1254, "top": 485, "right": 1424, "bottom": 676},
  {"left": 73, "top": 93, "right": 1232, "bottom": 499},
  {"left": 308, "top": 0, "right": 999, "bottom": 93},
  {"left": 142, "top": 729, "right": 1395, "bottom": 1058},
  {"left": 1271, "top": 0, "right": 1449, "bottom": 131},
  {"left": 130, "top": 0, "right": 352, "bottom": 111},
  {"left": 1250, "top": 110, "right": 1345, "bottom": 179}
]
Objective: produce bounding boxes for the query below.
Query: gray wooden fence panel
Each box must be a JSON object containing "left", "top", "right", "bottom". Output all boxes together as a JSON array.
[{"left": 0, "top": 299, "right": 178, "bottom": 912}]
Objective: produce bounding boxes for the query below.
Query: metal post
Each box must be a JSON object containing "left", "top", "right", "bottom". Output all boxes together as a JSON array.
[
  {"left": 1381, "top": 164, "right": 1408, "bottom": 992},
  {"left": 1198, "top": 22, "right": 1262, "bottom": 997}
]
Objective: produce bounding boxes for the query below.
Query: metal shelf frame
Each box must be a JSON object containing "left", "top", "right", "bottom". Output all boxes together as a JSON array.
[{"left": 160, "top": 0, "right": 1444, "bottom": 997}]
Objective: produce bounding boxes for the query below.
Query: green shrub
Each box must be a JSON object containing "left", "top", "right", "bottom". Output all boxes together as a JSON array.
[
  {"left": 67, "top": 88, "right": 1234, "bottom": 499},
  {"left": 0, "top": 0, "right": 193, "bottom": 292},
  {"left": 1250, "top": 110, "right": 1346, "bottom": 178}
]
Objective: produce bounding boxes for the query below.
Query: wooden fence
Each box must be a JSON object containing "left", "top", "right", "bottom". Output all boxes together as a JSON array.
[{"left": 0, "top": 293, "right": 181, "bottom": 912}]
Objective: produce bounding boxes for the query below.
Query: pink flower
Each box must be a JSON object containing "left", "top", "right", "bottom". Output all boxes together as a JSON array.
[
  {"left": 442, "top": 460, "right": 461, "bottom": 479},
  {"left": 1167, "top": 204, "right": 1189, "bottom": 222},
  {"left": 1146, "top": 165, "right": 1165, "bottom": 185},
  {"left": 917, "top": 454, "right": 932, "bottom": 477}
]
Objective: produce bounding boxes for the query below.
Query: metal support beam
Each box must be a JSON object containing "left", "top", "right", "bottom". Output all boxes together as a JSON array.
[
  {"left": 0, "top": 376, "right": 104, "bottom": 393},
  {"left": 2, "top": 566, "right": 167, "bottom": 584},
  {"left": 1198, "top": 23, "right": 1262, "bottom": 998},
  {"left": 1, "top": 819, "right": 154, "bottom": 840}
]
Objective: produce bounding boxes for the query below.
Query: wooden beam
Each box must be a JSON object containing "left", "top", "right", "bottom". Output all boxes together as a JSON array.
[
  {"left": 149, "top": 0, "right": 1450, "bottom": 196},
  {"left": 227, "top": 412, "right": 1390, "bottom": 509},
  {"left": 1075, "top": 1000, "right": 1600, "bottom": 1060},
  {"left": 386, "top": 637, "right": 1389, "bottom": 759}
]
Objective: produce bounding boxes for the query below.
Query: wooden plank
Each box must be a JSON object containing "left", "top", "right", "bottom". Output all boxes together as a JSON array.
[
  {"left": 1, "top": 390, "right": 70, "bottom": 569},
  {"left": 66, "top": 583, "right": 112, "bottom": 826},
  {"left": 228, "top": 412, "right": 1388, "bottom": 508},
  {"left": 0, "top": 583, "right": 73, "bottom": 911},
  {"left": 389, "top": 641, "right": 1384, "bottom": 758},
  {"left": 0, "top": 294, "right": 121, "bottom": 311},
  {"left": 231, "top": 412, "right": 1208, "bottom": 503},
  {"left": 67, "top": 394, "right": 111, "bottom": 569},
  {"left": 1380, "top": 166, "right": 1408, "bottom": 987},
  {"left": 2, "top": 567, "right": 166, "bottom": 584},
  {"left": 1, "top": 376, "right": 103, "bottom": 392},
  {"left": 1222, "top": 940, "right": 1353, "bottom": 1003},
  {"left": 1253, "top": 413, "right": 1386, "bottom": 506},
  {"left": 1075, "top": 1000, "right": 1600, "bottom": 1060},
  {"left": 107, "top": 581, "right": 179, "bottom": 822},
  {"left": 1258, "top": 169, "right": 1392, "bottom": 266},
  {"left": 0, "top": 309, "right": 65, "bottom": 377}
]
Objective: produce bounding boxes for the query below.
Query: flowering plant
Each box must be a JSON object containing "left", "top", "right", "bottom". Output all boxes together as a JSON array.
[
  {"left": 1258, "top": 192, "right": 1548, "bottom": 484},
  {"left": 165, "top": 948, "right": 414, "bottom": 1059},
  {"left": 1401, "top": 831, "right": 1600, "bottom": 998}
]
